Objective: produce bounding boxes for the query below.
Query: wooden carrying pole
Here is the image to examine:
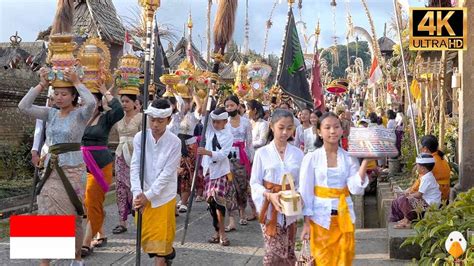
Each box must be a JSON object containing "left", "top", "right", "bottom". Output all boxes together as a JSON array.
[
  {"left": 136, "top": 1, "right": 159, "bottom": 265},
  {"left": 392, "top": 0, "right": 419, "bottom": 155},
  {"left": 181, "top": 0, "right": 238, "bottom": 245}
]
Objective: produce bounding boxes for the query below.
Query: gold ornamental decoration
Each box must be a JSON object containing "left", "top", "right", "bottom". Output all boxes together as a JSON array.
[
  {"left": 233, "top": 61, "right": 250, "bottom": 98},
  {"left": 47, "top": 34, "right": 83, "bottom": 88},
  {"left": 173, "top": 59, "right": 196, "bottom": 99},
  {"left": 116, "top": 54, "right": 141, "bottom": 95},
  {"left": 78, "top": 38, "right": 111, "bottom": 93},
  {"left": 159, "top": 74, "right": 180, "bottom": 98}
]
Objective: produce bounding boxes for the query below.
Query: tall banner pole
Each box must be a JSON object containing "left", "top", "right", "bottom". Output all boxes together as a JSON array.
[
  {"left": 181, "top": 0, "right": 238, "bottom": 245},
  {"left": 392, "top": 0, "right": 419, "bottom": 155},
  {"left": 136, "top": 1, "right": 159, "bottom": 265}
]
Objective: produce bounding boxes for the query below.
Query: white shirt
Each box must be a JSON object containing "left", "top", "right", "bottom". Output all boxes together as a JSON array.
[
  {"left": 202, "top": 118, "right": 234, "bottom": 180},
  {"left": 298, "top": 147, "right": 368, "bottom": 230},
  {"left": 303, "top": 127, "right": 317, "bottom": 154},
  {"left": 418, "top": 172, "right": 441, "bottom": 206},
  {"left": 294, "top": 124, "right": 310, "bottom": 149},
  {"left": 251, "top": 118, "right": 269, "bottom": 150},
  {"left": 250, "top": 141, "right": 304, "bottom": 227},
  {"left": 130, "top": 129, "right": 181, "bottom": 208},
  {"left": 387, "top": 119, "right": 397, "bottom": 130},
  {"left": 294, "top": 116, "right": 301, "bottom": 128},
  {"left": 229, "top": 116, "right": 254, "bottom": 161},
  {"left": 32, "top": 119, "right": 49, "bottom": 156},
  {"left": 167, "top": 94, "right": 200, "bottom": 137}
]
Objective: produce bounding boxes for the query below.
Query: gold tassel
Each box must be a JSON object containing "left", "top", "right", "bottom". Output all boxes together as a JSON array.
[
  {"left": 50, "top": 0, "right": 74, "bottom": 35},
  {"left": 212, "top": 0, "right": 238, "bottom": 54}
]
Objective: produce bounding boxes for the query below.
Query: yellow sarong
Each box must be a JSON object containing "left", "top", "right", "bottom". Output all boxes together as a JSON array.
[
  {"left": 84, "top": 162, "right": 113, "bottom": 236},
  {"left": 310, "top": 186, "right": 355, "bottom": 266},
  {"left": 136, "top": 198, "right": 176, "bottom": 256}
]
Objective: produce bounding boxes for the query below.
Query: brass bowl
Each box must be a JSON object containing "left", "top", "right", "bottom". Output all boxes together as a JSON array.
[{"left": 160, "top": 74, "right": 180, "bottom": 86}]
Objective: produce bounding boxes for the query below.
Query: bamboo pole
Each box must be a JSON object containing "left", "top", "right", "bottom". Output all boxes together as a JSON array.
[
  {"left": 439, "top": 50, "right": 447, "bottom": 151},
  {"left": 136, "top": 2, "right": 159, "bottom": 265},
  {"left": 206, "top": 0, "right": 212, "bottom": 63},
  {"left": 393, "top": 0, "right": 419, "bottom": 154}
]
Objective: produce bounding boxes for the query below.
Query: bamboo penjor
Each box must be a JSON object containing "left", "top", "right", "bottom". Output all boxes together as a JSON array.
[
  {"left": 50, "top": 0, "right": 74, "bottom": 35},
  {"left": 181, "top": 0, "right": 238, "bottom": 245},
  {"left": 211, "top": 0, "right": 238, "bottom": 73}
]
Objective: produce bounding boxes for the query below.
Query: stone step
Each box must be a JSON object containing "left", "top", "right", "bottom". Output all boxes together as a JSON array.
[{"left": 354, "top": 228, "right": 410, "bottom": 265}]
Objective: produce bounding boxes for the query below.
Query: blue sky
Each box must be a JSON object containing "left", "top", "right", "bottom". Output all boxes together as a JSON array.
[{"left": 0, "top": 0, "right": 424, "bottom": 55}]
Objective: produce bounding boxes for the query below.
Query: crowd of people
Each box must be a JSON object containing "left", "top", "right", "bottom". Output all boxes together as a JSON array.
[{"left": 19, "top": 69, "right": 450, "bottom": 266}]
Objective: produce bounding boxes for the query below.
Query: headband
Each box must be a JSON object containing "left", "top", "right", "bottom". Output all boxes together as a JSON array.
[
  {"left": 416, "top": 156, "right": 435, "bottom": 164},
  {"left": 210, "top": 111, "right": 228, "bottom": 120},
  {"left": 144, "top": 105, "right": 172, "bottom": 118}
]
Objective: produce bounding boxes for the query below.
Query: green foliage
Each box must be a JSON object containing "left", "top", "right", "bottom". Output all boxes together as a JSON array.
[
  {"left": 402, "top": 188, "right": 474, "bottom": 264},
  {"left": 319, "top": 41, "right": 372, "bottom": 79},
  {"left": 0, "top": 130, "right": 35, "bottom": 180},
  {"left": 0, "top": 130, "right": 35, "bottom": 199},
  {"left": 0, "top": 178, "right": 33, "bottom": 199},
  {"left": 444, "top": 117, "right": 459, "bottom": 187}
]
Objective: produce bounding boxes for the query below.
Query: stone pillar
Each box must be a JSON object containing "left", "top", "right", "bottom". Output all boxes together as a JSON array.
[{"left": 456, "top": 0, "right": 474, "bottom": 193}]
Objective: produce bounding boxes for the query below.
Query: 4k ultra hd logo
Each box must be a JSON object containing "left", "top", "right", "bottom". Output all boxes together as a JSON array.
[{"left": 410, "top": 8, "right": 467, "bottom": 50}]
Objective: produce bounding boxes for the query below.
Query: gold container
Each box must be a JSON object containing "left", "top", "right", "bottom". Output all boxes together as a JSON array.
[
  {"left": 119, "top": 54, "right": 141, "bottom": 69},
  {"left": 117, "top": 54, "right": 141, "bottom": 95},
  {"left": 80, "top": 45, "right": 101, "bottom": 93},
  {"left": 48, "top": 34, "right": 76, "bottom": 88},
  {"left": 159, "top": 74, "right": 180, "bottom": 86},
  {"left": 78, "top": 38, "right": 112, "bottom": 93},
  {"left": 175, "top": 83, "right": 191, "bottom": 98},
  {"left": 80, "top": 45, "right": 101, "bottom": 72}
]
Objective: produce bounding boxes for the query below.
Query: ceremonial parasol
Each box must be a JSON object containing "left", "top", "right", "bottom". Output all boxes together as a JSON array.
[{"left": 326, "top": 78, "right": 349, "bottom": 94}]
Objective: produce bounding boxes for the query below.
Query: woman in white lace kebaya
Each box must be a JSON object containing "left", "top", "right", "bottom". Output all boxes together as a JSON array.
[{"left": 18, "top": 68, "right": 96, "bottom": 265}]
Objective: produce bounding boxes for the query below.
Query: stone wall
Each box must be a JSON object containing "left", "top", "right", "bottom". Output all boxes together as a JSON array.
[{"left": 0, "top": 69, "right": 45, "bottom": 147}]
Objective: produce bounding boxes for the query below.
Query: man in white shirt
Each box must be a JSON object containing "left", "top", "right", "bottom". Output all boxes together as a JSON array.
[{"left": 130, "top": 98, "right": 181, "bottom": 265}]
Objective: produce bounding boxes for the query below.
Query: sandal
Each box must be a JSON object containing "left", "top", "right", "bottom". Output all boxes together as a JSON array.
[
  {"left": 178, "top": 205, "right": 188, "bottom": 213},
  {"left": 208, "top": 235, "right": 220, "bottom": 244},
  {"left": 239, "top": 219, "right": 248, "bottom": 225},
  {"left": 220, "top": 237, "right": 230, "bottom": 246},
  {"left": 224, "top": 226, "right": 236, "bottom": 232},
  {"left": 112, "top": 225, "right": 127, "bottom": 234},
  {"left": 81, "top": 246, "right": 93, "bottom": 257},
  {"left": 92, "top": 237, "right": 107, "bottom": 248}
]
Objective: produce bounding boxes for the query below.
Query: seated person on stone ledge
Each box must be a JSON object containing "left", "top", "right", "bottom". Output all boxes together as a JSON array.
[
  {"left": 407, "top": 135, "right": 451, "bottom": 203},
  {"left": 389, "top": 153, "right": 441, "bottom": 229}
]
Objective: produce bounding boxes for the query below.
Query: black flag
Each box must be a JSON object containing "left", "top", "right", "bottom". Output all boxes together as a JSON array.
[
  {"left": 152, "top": 21, "right": 170, "bottom": 97},
  {"left": 276, "top": 8, "right": 313, "bottom": 107}
]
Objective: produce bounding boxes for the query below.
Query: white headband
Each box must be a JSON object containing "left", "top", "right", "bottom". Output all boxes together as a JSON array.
[
  {"left": 144, "top": 105, "right": 173, "bottom": 118},
  {"left": 416, "top": 156, "right": 435, "bottom": 164},
  {"left": 210, "top": 111, "right": 228, "bottom": 120}
]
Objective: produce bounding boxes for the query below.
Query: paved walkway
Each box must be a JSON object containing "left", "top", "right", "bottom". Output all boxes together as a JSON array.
[{"left": 0, "top": 196, "right": 409, "bottom": 265}]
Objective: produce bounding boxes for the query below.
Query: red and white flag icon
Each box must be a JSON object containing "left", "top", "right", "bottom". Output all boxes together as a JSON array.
[
  {"left": 10, "top": 215, "right": 76, "bottom": 259},
  {"left": 368, "top": 57, "right": 383, "bottom": 88}
]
